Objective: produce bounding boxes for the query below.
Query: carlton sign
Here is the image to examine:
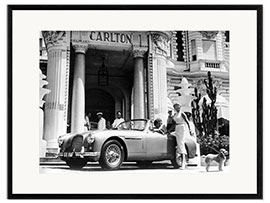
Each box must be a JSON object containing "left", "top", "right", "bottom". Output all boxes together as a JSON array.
[{"left": 89, "top": 31, "right": 132, "bottom": 44}]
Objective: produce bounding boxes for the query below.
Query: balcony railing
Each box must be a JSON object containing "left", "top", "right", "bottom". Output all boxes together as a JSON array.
[{"left": 205, "top": 61, "right": 220, "bottom": 69}]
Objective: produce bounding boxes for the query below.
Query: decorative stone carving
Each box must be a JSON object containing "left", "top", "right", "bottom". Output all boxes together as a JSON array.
[
  {"left": 199, "top": 31, "right": 219, "bottom": 39},
  {"left": 73, "top": 43, "right": 89, "bottom": 54},
  {"left": 42, "top": 31, "right": 66, "bottom": 46},
  {"left": 132, "top": 47, "right": 148, "bottom": 58},
  {"left": 152, "top": 33, "right": 170, "bottom": 56}
]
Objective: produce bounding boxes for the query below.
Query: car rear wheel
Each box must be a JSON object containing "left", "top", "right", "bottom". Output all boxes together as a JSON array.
[
  {"left": 66, "top": 159, "right": 87, "bottom": 170},
  {"left": 99, "top": 140, "right": 125, "bottom": 170}
]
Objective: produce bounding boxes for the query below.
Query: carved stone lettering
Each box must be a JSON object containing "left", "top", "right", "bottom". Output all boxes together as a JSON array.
[{"left": 88, "top": 31, "right": 132, "bottom": 44}]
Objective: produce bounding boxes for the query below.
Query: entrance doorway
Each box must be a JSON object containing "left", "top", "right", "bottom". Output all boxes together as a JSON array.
[
  {"left": 84, "top": 48, "right": 134, "bottom": 123},
  {"left": 85, "top": 89, "right": 115, "bottom": 125}
]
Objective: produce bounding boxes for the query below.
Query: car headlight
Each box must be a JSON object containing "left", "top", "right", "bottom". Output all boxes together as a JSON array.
[
  {"left": 86, "top": 135, "right": 95, "bottom": 144},
  {"left": 58, "top": 136, "right": 64, "bottom": 146}
]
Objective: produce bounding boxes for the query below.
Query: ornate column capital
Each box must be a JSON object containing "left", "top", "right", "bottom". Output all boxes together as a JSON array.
[
  {"left": 42, "top": 31, "right": 66, "bottom": 50},
  {"left": 151, "top": 32, "right": 171, "bottom": 57},
  {"left": 132, "top": 47, "right": 148, "bottom": 58},
  {"left": 73, "top": 43, "right": 89, "bottom": 54}
]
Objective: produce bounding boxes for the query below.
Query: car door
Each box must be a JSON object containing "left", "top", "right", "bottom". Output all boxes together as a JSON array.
[
  {"left": 145, "top": 130, "right": 168, "bottom": 160},
  {"left": 123, "top": 131, "right": 146, "bottom": 160}
]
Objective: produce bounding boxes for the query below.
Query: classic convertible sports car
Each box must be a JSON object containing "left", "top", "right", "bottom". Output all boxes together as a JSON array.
[{"left": 58, "top": 119, "right": 198, "bottom": 170}]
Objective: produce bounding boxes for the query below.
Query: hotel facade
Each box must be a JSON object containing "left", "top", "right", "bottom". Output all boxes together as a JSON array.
[{"left": 39, "top": 31, "right": 229, "bottom": 156}]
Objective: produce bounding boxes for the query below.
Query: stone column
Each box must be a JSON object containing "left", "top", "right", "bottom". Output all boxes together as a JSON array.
[
  {"left": 151, "top": 32, "right": 171, "bottom": 122},
  {"left": 152, "top": 55, "right": 168, "bottom": 122},
  {"left": 125, "top": 93, "right": 131, "bottom": 120},
  {"left": 132, "top": 48, "right": 147, "bottom": 119},
  {"left": 42, "top": 31, "right": 70, "bottom": 156},
  {"left": 71, "top": 44, "right": 88, "bottom": 133}
]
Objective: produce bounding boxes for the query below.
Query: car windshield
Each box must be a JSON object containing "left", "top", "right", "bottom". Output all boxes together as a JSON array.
[{"left": 117, "top": 120, "right": 147, "bottom": 131}]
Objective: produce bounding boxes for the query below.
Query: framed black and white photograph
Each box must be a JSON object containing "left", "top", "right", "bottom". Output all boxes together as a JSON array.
[{"left": 7, "top": 5, "right": 263, "bottom": 199}]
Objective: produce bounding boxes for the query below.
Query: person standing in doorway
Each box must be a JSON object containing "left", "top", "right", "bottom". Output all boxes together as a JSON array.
[
  {"left": 112, "top": 111, "right": 125, "bottom": 129},
  {"left": 97, "top": 112, "right": 106, "bottom": 130},
  {"left": 173, "top": 103, "right": 193, "bottom": 170}
]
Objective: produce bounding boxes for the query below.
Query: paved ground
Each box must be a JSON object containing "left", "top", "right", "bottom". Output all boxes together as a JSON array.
[{"left": 40, "top": 161, "right": 229, "bottom": 174}]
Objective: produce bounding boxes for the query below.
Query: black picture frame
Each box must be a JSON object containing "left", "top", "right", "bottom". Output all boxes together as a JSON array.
[{"left": 7, "top": 4, "right": 263, "bottom": 199}]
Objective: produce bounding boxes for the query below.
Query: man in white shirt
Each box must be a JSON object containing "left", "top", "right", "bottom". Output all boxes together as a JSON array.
[
  {"left": 112, "top": 111, "right": 125, "bottom": 129},
  {"left": 97, "top": 112, "right": 106, "bottom": 130}
]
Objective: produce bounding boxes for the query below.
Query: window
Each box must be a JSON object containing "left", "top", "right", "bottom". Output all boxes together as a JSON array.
[
  {"left": 191, "top": 39, "right": 197, "bottom": 61},
  {"left": 39, "top": 38, "right": 43, "bottom": 56},
  {"left": 202, "top": 40, "right": 217, "bottom": 60}
]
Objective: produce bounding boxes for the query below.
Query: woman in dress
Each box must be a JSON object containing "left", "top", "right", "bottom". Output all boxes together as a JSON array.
[{"left": 173, "top": 103, "right": 193, "bottom": 169}]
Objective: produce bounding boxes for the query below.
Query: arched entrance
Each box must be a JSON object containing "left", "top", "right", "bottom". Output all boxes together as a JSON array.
[
  {"left": 85, "top": 89, "right": 115, "bottom": 124},
  {"left": 84, "top": 47, "right": 134, "bottom": 124}
]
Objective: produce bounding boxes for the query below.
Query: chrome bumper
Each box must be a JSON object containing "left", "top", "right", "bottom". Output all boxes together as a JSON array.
[{"left": 58, "top": 151, "right": 100, "bottom": 158}]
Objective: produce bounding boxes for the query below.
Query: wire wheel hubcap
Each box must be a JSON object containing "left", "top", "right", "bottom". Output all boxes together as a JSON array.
[{"left": 105, "top": 144, "right": 121, "bottom": 167}]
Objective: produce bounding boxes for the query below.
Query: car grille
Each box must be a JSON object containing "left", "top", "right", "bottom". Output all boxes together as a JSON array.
[{"left": 71, "top": 135, "right": 83, "bottom": 152}]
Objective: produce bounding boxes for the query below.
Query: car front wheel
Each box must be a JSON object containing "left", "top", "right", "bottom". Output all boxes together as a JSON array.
[{"left": 99, "top": 140, "right": 125, "bottom": 170}]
